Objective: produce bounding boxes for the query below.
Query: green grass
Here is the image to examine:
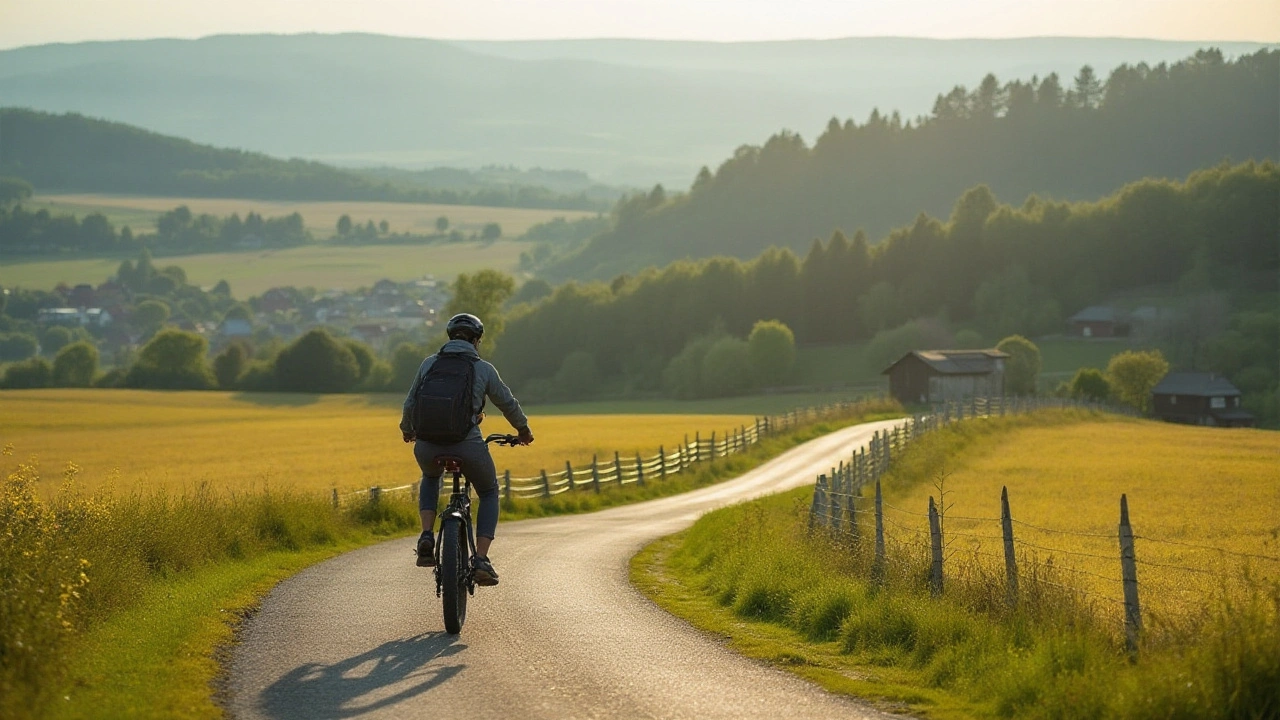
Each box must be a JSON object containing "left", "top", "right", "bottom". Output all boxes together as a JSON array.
[
  {"left": 632, "top": 412, "right": 1280, "bottom": 719},
  {"left": 49, "top": 545, "right": 361, "bottom": 720}
]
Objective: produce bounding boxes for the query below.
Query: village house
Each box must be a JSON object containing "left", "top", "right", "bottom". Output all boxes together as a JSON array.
[
  {"left": 883, "top": 349, "right": 1008, "bottom": 405},
  {"left": 1151, "top": 372, "right": 1255, "bottom": 427},
  {"left": 1068, "top": 306, "right": 1128, "bottom": 337}
]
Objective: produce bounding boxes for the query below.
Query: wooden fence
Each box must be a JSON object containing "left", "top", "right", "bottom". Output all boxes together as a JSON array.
[
  {"left": 333, "top": 396, "right": 891, "bottom": 507},
  {"left": 806, "top": 395, "right": 1275, "bottom": 656}
]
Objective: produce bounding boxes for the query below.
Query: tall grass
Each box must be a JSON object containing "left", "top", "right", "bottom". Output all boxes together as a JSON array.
[
  {"left": 0, "top": 446, "right": 417, "bottom": 718},
  {"left": 658, "top": 418, "right": 1280, "bottom": 718}
]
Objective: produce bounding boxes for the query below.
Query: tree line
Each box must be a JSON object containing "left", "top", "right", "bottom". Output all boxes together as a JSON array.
[
  {"left": 550, "top": 49, "right": 1279, "bottom": 280},
  {"left": 494, "top": 162, "right": 1278, "bottom": 421},
  {"left": 0, "top": 108, "right": 609, "bottom": 211}
]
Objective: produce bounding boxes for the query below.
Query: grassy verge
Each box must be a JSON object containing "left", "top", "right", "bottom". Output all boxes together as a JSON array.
[
  {"left": 632, "top": 411, "right": 1280, "bottom": 719},
  {"left": 3, "top": 400, "right": 900, "bottom": 718}
]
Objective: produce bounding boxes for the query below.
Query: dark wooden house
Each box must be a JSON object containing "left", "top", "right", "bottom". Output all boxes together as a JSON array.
[
  {"left": 1068, "top": 306, "right": 1126, "bottom": 337},
  {"left": 883, "top": 349, "right": 1008, "bottom": 405},
  {"left": 1151, "top": 372, "right": 1255, "bottom": 427}
]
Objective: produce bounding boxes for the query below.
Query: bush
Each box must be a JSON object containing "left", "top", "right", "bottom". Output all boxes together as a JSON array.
[
  {"left": 273, "top": 329, "right": 360, "bottom": 393},
  {"left": 2, "top": 357, "right": 53, "bottom": 388},
  {"left": 701, "top": 336, "right": 754, "bottom": 397},
  {"left": 52, "top": 341, "right": 98, "bottom": 387},
  {"left": 663, "top": 334, "right": 720, "bottom": 399},
  {"left": 124, "top": 329, "right": 216, "bottom": 390},
  {"left": 344, "top": 339, "right": 376, "bottom": 383},
  {"left": 997, "top": 334, "right": 1041, "bottom": 395},
  {"left": 748, "top": 320, "right": 796, "bottom": 386},
  {"left": 212, "top": 342, "right": 248, "bottom": 389},
  {"left": 1107, "top": 349, "right": 1169, "bottom": 413},
  {"left": 1069, "top": 367, "right": 1111, "bottom": 402}
]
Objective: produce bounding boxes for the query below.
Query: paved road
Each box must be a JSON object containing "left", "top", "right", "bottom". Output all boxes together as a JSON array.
[{"left": 227, "top": 419, "right": 904, "bottom": 720}]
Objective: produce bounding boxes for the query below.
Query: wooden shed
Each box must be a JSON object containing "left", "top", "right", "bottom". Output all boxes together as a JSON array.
[
  {"left": 1151, "top": 372, "right": 1255, "bottom": 427},
  {"left": 882, "top": 349, "right": 1008, "bottom": 405}
]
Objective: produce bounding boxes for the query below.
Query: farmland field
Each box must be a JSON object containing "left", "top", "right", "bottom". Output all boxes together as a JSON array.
[
  {"left": 1, "top": 241, "right": 527, "bottom": 297},
  {"left": 29, "top": 194, "right": 595, "bottom": 237},
  {"left": 0, "top": 389, "right": 755, "bottom": 495},
  {"left": 877, "top": 416, "right": 1280, "bottom": 620}
]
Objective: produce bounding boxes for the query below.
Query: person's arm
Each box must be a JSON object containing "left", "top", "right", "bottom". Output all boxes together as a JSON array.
[
  {"left": 400, "top": 356, "right": 434, "bottom": 440},
  {"left": 482, "top": 361, "right": 531, "bottom": 441}
]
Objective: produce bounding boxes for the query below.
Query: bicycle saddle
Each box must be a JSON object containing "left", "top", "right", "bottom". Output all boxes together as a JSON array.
[{"left": 434, "top": 455, "right": 464, "bottom": 473}]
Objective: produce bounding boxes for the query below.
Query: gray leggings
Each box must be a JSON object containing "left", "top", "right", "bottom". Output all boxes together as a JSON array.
[{"left": 413, "top": 438, "right": 500, "bottom": 539}]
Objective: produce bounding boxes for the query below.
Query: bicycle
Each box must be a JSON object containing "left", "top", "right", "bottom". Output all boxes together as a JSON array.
[{"left": 433, "top": 432, "right": 523, "bottom": 634}]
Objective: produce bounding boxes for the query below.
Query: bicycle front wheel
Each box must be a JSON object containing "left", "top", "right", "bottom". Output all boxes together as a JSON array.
[{"left": 439, "top": 517, "right": 468, "bottom": 634}]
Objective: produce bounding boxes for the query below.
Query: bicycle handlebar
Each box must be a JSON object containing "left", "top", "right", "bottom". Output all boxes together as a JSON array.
[{"left": 485, "top": 433, "right": 525, "bottom": 446}]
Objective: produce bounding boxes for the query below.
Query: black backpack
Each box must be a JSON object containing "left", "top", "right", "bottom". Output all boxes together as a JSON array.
[{"left": 412, "top": 351, "right": 480, "bottom": 443}]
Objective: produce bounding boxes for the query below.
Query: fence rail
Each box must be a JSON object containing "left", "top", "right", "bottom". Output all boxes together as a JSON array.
[
  {"left": 805, "top": 395, "right": 1274, "bottom": 656},
  {"left": 332, "top": 396, "right": 892, "bottom": 508}
]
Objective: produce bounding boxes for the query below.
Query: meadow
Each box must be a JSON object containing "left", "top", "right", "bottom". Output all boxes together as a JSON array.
[
  {"left": 1, "top": 241, "right": 529, "bottom": 297},
  {"left": 0, "top": 389, "right": 756, "bottom": 495},
  {"left": 29, "top": 194, "right": 594, "bottom": 237},
  {"left": 635, "top": 411, "right": 1280, "bottom": 718}
]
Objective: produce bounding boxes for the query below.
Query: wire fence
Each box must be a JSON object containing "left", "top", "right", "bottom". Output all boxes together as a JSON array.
[
  {"left": 806, "top": 395, "right": 1278, "bottom": 655},
  {"left": 331, "top": 396, "right": 895, "bottom": 508}
]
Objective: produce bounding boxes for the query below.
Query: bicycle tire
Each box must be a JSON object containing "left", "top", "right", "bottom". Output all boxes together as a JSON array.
[{"left": 440, "top": 517, "right": 468, "bottom": 634}]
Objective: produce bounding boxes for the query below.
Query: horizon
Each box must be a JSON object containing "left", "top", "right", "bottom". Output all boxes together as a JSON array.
[{"left": 2, "top": 0, "right": 1278, "bottom": 51}]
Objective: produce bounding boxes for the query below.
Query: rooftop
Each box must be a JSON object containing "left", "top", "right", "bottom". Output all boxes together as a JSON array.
[
  {"left": 883, "top": 349, "right": 1009, "bottom": 375},
  {"left": 1152, "top": 372, "right": 1241, "bottom": 397}
]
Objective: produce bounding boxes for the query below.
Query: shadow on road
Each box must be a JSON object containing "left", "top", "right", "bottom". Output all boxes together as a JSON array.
[{"left": 257, "top": 632, "right": 465, "bottom": 719}]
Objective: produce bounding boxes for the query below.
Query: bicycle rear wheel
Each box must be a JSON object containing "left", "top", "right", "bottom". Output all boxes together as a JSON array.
[{"left": 439, "top": 517, "right": 468, "bottom": 634}]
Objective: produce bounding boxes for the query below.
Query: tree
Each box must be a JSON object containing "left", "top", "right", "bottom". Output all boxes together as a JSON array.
[
  {"left": 389, "top": 342, "right": 427, "bottom": 392},
  {"left": 436, "top": 216, "right": 449, "bottom": 233},
  {"left": 213, "top": 342, "right": 248, "bottom": 389},
  {"left": 0, "top": 176, "right": 34, "bottom": 206},
  {"left": 445, "top": 270, "right": 516, "bottom": 354},
  {"left": 1072, "top": 65, "right": 1102, "bottom": 109},
  {"left": 2, "top": 357, "right": 52, "bottom": 388},
  {"left": 52, "top": 341, "right": 98, "bottom": 387},
  {"left": 481, "top": 223, "right": 502, "bottom": 241},
  {"left": 343, "top": 339, "right": 376, "bottom": 382},
  {"left": 125, "top": 329, "right": 216, "bottom": 389},
  {"left": 747, "top": 320, "right": 795, "bottom": 386},
  {"left": 336, "top": 214, "right": 353, "bottom": 236},
  {"left": 701, "top": 337, "right": 754, "bottom": 397},
  {"left": 40, "top": 325, "right": 74, "bottom": 356},
  {"left": 1069, "top": 367, "right": 1111, "bottom": 403},
  {"left": 0, "top": 332, "right": 39, "bottom": 361},
  {"left": 996, "top": 335, "right": 1042, "bottom": 395},
  {"left": 273, "top": 329, "right": 360, "bottom": 393},
  {"left": 131, "top": 299, "right": 171, "bottom": 335},
  {"left": 379, "top": 219, "right": 390, "bottom": 235},
  {"left": 553, "top": 351, "right": 600, "bottom": 400},
  {"left": 1107, "top": 350, "right": 1169, "bottom": 413}
]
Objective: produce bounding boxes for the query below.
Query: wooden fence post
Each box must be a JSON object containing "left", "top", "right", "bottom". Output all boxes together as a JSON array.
[
  {"left": 541, "top": 470, "right": 550, "bottom": 498},
  {"left": 504, "top": 470, "right": 512, "bottom": 499},
  {"left": 566, "top": 460, "right": 575, "bottom": 491},
  {"left": 830, "top": 466, "right": 842, "bottom": 532},
  {"left": 591, "top": 455, "right": 600, "bottom": 493},
  {"left": 682, "top": 435, "right": 689, "bottom": 471},
  {"left": 873, "top": 478, "right": 886, "bottom": 585},
  {"left": 1001, "top": 486, "right": 1018, "bottom": 608},
  {"left": 659, "top": 445, "right": 666, "bottom": 477},
  {"left": 695, "top": 432, "right": 701, "bottom": 462},
  {"left": 929, "top": 496, "right": 944, "bottom": 596},
  {"left": 636, "top": 453, "right": 644, "bottom": 486},
  {"left": 614, "top": 451, "right": 623, "bottom": 486},
  {"left": 710, "top": 431, "right": 717, "bottom": 460},
  {"left": 331, "top": 488, "right": 339, "bottom": 508},
  {"left": 1119, "top": 494, "right": 1143, "bottom": 657},
  {"left": 809, "top": 475, "right": 827, "bottom": 531},
  {"left": 369, "top": 486, "right": 381, "bottom": 505}
]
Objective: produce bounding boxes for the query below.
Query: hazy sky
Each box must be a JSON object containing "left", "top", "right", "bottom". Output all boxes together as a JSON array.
[{"left": 1, "top": 0, "right": 1277, "bottom": 50}]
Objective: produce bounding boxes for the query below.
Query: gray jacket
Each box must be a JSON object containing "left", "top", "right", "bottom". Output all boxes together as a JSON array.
[{"left": 400, "top": 339, "right": 528, "bottom": 440}]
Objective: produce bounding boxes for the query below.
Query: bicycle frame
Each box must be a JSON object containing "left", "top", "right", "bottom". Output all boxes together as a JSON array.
[{"left": 434, "top": 467, "right": 479, "bottom": 598}]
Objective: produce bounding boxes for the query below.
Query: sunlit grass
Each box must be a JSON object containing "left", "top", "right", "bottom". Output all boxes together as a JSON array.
[{"left": 0, "top": 389, "right": 755, "bottom": 496}]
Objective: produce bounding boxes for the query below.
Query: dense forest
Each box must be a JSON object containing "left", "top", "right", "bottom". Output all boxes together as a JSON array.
[
  {"left": 496, "top": 162, "right": 1279, "bottom": 419},
  {"left": 0, "top": 109, "right": 609, "bottom": 210},
  {"left": 549, "top": 49, "right": 1279, "bottom": 280}
]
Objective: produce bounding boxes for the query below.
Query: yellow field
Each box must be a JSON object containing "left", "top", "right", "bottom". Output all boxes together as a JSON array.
[
  {"left": 2, "top": 241, "right": 528, "bottom": 297},
  {"left": 880, "top": 417, "right": 1280, "bottom": 621},
  {"left": 0, "top": 390, "right": 753, "bottom": 496},
  {"left": 30, "top": 194, "right": 594, "bottom": 237}
]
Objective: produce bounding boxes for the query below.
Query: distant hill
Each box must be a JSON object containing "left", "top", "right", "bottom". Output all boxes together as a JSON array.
[
  {"left": 0, "top": 108, "right": 610, "bottom": 209},
  {"left": 547, "top": 49, "right": 1280, "bottom": 280},
  {"left": 0, "top": 34, "right": 1270, "bottom": 187}
]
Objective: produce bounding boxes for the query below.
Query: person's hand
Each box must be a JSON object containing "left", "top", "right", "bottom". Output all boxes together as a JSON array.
[
  {"left": 403, "top": 432, "right": 415, "bottom": 443},
  {"left": 517, "top": 426, "right": 534, "bottom": 445}
]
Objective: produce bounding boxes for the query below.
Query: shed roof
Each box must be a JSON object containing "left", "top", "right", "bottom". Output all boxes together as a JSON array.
[
  {"left": 1151, "top": 372, "right": 1241, "bottom": 397},
  {"left": 883, "top": 349, "right": 1009, "bottom": 376},
  {"left": 1069, "top": 306, "right": 1117, "bottom": 323}
]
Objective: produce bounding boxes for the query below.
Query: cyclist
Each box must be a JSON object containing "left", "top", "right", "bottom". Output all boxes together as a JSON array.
[{"left": 401, "top": 313, "right": 534, "bottom": 585}]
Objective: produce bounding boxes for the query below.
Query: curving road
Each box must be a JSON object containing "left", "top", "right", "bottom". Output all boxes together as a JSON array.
[{"left": 227, "top": 419, "right": 905, "bottom": 720}]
